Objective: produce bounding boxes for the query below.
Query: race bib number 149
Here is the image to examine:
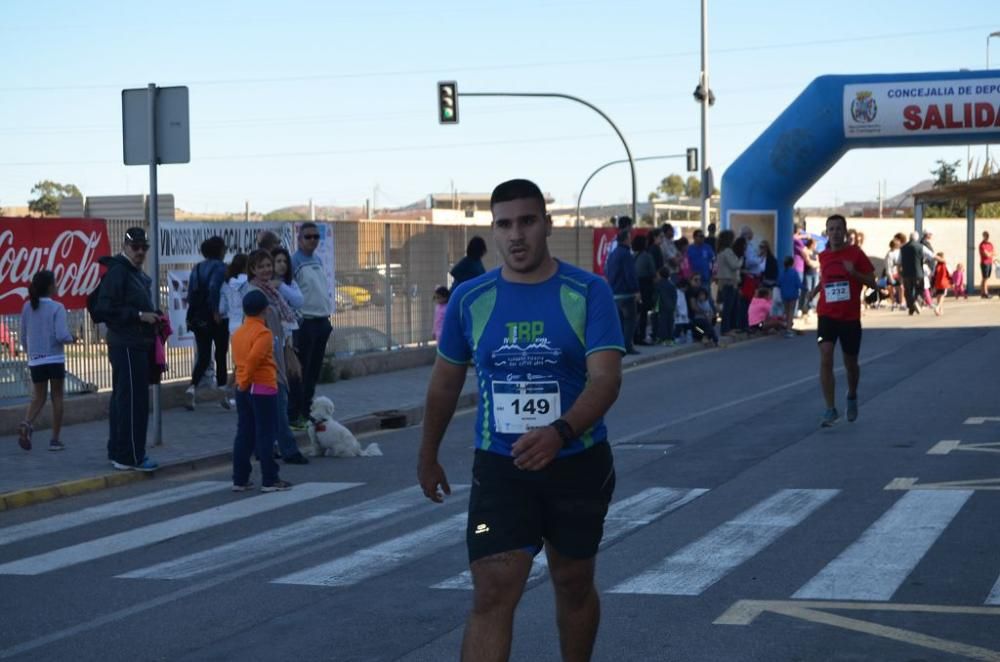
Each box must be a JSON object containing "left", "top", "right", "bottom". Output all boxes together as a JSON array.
[{"left": 492, "top": 381, "right": 561, "bottom": 434}]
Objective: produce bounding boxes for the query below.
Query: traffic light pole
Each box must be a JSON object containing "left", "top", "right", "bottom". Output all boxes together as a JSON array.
[
  {"left": 458, "top": 92, "right": 638, "bottom": 227},
  {"left": 574, "top": 154, "right": 685, "bottom": 266}
]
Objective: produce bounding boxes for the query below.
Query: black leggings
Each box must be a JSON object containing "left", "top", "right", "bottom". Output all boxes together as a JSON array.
[{"left": 191, "top": 319, "right": 230, "bottom": 387}]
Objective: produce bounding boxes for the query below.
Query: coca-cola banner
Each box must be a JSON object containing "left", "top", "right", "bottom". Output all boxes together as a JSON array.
[
  {"left": 592, "top": 227, "right": 649, "bottom": 276},
  {"left": 0, "top": 217, "right": 111, "bottom": 314}
]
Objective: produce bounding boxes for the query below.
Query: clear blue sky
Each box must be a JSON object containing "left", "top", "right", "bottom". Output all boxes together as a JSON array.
[{"left": 1, "top": 1, "right": 997, "bottom": 214}]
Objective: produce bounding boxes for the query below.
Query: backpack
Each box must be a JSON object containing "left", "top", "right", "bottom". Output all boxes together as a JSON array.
[
  {"left": 87, "top": 265, "right": 115, "bottom": 325},
  {"left": 186, "top": 264, "right": 211, "bottom": 324}
]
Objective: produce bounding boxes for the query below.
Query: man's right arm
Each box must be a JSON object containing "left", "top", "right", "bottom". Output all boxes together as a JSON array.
[{"left": 417, "top": 357, "right": 468, "bottom": 502}]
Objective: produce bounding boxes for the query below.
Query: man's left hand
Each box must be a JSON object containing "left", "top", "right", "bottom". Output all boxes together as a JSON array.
[{"left": 511, "top": 427, "right": 562, "bottom": 471}]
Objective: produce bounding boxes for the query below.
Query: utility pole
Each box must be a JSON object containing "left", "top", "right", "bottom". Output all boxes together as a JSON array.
[
  {"left": 699, "top": 0, "right": 712, "bottom": 232},
  {"left": 244, "top": 200, "right": 249, "bottom": 222}
]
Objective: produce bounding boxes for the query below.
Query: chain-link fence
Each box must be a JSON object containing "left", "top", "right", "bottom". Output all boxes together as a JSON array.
[{"left": 0, "top": 219, "right": 593, "bottom": 399}]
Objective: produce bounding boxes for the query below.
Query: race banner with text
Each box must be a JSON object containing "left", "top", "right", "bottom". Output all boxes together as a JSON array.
[
  {"left": 844, "top": 77, "right": 1000, "bottom": 138},
  {"left": 157, "top": 221, "right": 296, "bottom": 265},
  {"left": 0, "top": 217, "right": 111, "bottom": 314},
  {"left": 158, "top": 222, "right": 337, "bottom": 342}
]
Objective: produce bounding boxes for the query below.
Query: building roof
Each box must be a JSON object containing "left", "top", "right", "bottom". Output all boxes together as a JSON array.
[{"left": 913, "top": 174, "right": 1000, "bottom": 206}]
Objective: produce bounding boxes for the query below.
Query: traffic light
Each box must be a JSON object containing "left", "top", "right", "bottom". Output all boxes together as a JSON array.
[
  {"left": 686, "top": 147, "right": 698, "bottom": 172},
  {"left": 438, "top": 81, "right": 458, "bottom": 124}
]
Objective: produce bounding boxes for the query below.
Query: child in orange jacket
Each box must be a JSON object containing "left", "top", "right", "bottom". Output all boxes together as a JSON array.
[{"left": 230, "top": 290, "right": 291, "bottom": 492}]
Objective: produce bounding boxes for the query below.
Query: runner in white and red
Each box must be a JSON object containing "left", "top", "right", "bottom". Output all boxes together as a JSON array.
[{"left": 809, "top": 214, "right": 877, "bottom": 428}]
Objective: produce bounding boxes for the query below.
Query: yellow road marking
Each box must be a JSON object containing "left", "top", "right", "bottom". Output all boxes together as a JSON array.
[{"left": 715, "top": 599, "right": 1000, "bottom": 662}]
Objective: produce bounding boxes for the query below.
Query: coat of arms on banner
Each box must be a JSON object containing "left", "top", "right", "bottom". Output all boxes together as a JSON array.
[{"left": 850, "top": 90, "right": 877, "bottom": 123}]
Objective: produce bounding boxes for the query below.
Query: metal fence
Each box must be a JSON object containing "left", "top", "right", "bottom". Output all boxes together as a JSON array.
[{"left": 1, "top": 219, "right": 593, "bottom": 399}]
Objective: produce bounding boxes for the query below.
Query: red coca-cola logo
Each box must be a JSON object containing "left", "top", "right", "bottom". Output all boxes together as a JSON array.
[{"left": 0, "top": 218, "right": 112, "bottom": 314}]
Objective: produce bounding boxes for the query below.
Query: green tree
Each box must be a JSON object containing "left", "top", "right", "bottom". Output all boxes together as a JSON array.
[
  {"left": 685, "top": 176, "right": 702, "bottom": 198},
  {"left": 932, "top": 159, "right": 960, "bottom": 187},
  {"left": 926, "top": 159, "right": 963, "bottom": 217},
  {"left": 658, "top": 174, "right": 685, "bottom": 199},
  {"left": 28, "top": 180, "right": 82, "bottom": 217}
]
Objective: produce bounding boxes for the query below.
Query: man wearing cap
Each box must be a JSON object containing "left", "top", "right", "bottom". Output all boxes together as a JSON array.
[
  {"left": 290, "top": 222, "right": 333, "bottom": 427},
  {"left": 92, "top": 228, "right": 160, "bottom": 471}
]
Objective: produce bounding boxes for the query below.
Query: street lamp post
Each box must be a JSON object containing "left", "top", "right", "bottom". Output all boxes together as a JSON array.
[
  {"left": 574, "top": 154, "right": 686, "bottom": 265},
  {"left": 699, "top": 0, "right": 711, "bottom": 232},
  {"left": 459, "top": 91, "right": 638, "bottom": 225}
]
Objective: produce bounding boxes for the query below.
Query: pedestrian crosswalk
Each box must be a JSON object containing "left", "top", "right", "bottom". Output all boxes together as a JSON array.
[{"left": 1, "top": 481, "right": 998, "bottom": 606}]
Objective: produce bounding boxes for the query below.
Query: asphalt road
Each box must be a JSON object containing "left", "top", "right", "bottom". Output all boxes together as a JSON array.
[{"left": 1, "top": 302, "right": 999, "bottom": 662}]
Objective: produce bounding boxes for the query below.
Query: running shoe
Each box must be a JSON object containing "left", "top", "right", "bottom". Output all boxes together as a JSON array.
[
  {"left": 821, "top": 408, "right": 840, "bottom": 428},
  {"left": 48, "top": 440, "right": 65, "bottom": 451},
  {"left": 232, "top": 481, "right": 255, "bottom": 492},
  {"left": 17, "top": 421, "right": 32, "bottom": 450},
  {"left": 184, "top": 385, "right": 196, "bottom": 411},
  {"left": 261, "top": 479, "right": 293, "bottom": 492},
  {"left": 846, "top": 396, "right": 858, "bottom": 422},
  {"left": 111, "top": 457, "right": 159, "bottom": 472}
]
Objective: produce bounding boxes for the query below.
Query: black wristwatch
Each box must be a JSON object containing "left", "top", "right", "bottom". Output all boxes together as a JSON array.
[{"left": 550, "top": 418, "right": 576, "bottom": 448}]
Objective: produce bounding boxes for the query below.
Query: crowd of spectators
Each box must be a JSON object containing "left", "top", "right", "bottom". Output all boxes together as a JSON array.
[{"left": 604, "top": 219, "right": 997, "bottom": 350}]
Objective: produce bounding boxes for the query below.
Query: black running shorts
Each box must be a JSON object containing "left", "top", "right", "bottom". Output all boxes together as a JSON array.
[
  {"left": 466, "top": 443, "right": 615, "bottom": 563},
  {"left": 29, "top": 363, "right": 66, "bottom": 384},
  {"left": 816, "top": 316, "right": 862, "bottom": 356}
]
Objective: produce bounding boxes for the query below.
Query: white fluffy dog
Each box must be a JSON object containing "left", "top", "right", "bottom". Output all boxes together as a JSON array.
[{"left": 307, "top": 396, "right": 383, "bottom": 458}]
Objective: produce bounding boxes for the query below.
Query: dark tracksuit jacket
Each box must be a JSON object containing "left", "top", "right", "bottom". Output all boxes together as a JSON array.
[{"left": 92, "top": 255, "right": 156, "bottom": 466}]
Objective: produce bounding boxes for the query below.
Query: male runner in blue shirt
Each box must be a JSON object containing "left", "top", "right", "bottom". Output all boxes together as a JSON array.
[{"left": 417, "top": 178, "right": 625, "bottom": 662}]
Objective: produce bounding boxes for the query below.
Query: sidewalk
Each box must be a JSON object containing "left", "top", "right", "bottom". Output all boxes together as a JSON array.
[{"left": 0, "top": 338, "right": 728, "bottom": 511}]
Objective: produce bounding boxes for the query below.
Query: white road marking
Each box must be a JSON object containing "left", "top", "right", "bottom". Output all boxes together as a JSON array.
[
  {"left": 927, "top": 440, "right": 960, "bottom": 455},
  {"left": 793, "top": 490, "right": 973, "bottom": 601},
  {"left": 119, "top": 486, "right": 467, "bottom": 580},
  {"left": 0, "top": 481, "right": 230, "bottom": 547},
  {"left": 609, "top": 489, "right": 838, "bottom": 596},
  {"left": 0, "top": 483, "right": 358, "bottom": 576},
  {"left": 884, "top": 477, "right": 918, "bottom": 490},
  {"left": 987, "top": 575, "right": 1000, "bottom": 605},
  {"left": 431, "top": 487, "right": 708, "bottom": 590},
  {"left": 616, "top": 349, "right": 897, "bottom": 444},
  {"left": 272, "top": 512, "right": 467, "bottom": 587},
  {"left": 964, "top": 417, "right": 1000, "bottom": 425}
]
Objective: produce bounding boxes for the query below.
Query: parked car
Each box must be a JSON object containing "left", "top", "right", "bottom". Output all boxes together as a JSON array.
[
  {"left": 325, "top": 326, "right": 401, "bottom": 357},
  {"left": 334, "top": 288, "right": 353, "bottom": 312},
  {"left": 335, "top": 280, "right": 371, "bottom": 307},
  {"left": 338, "top": 272, "right": 392, "bottom": 306}
]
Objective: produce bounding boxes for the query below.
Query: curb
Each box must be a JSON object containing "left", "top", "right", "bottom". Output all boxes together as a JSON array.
[
  {"left": 0, "top": 338, "right": 766, "bottom": 512},
  {"left": 0, "top": 392, "right": 482, "bottom": 513}
]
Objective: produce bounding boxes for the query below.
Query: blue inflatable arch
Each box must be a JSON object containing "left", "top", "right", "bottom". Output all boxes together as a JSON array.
[{"left": 721, "top": 69, "right": 1000, "bottom": 261}]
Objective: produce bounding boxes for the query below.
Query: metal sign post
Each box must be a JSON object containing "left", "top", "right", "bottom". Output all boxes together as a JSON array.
[
  {"left": 146, "top": 84, "right": 162, "bottom": 446},
  {"left": 122, "top": 83, "right": 189, "bottom": 446}
]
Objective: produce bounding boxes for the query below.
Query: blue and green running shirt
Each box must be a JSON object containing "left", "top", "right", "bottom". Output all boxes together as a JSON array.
[{"left": 437, "top": 260, "right": 626, "bottom": 457}]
